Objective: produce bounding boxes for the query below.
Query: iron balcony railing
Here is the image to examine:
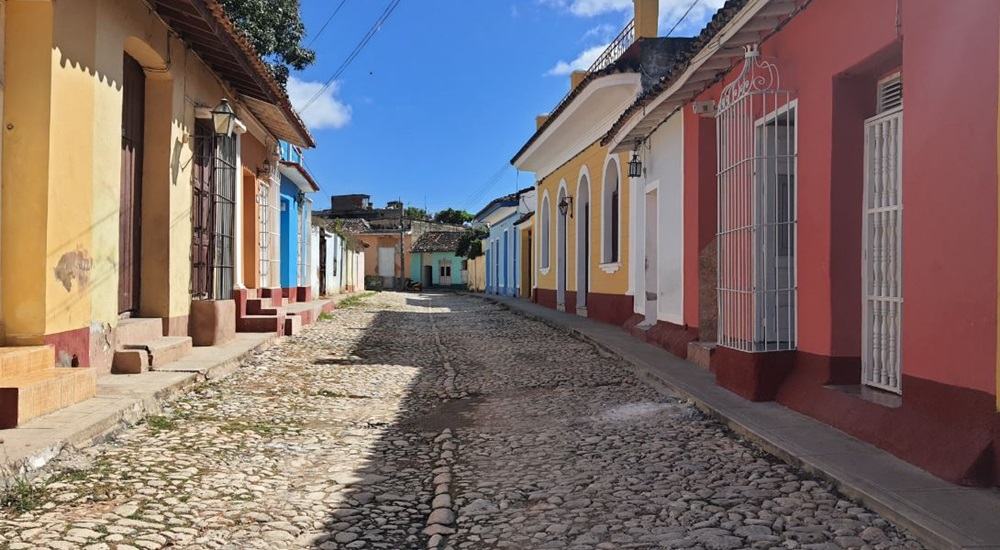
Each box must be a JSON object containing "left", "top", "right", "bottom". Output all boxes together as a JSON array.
[{"left": 589, "top": 19, "right": 635, "bottom": 73}]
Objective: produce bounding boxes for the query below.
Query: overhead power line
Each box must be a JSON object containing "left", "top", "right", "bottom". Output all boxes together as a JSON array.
[
  {"left": 307, "top": 0, "right": 349, "bottom": 48},
  {"left": 665, "top": 0, "right": 702, "bottom": 38},
  {"left": 300, "top": 0, "right": 403, "bottom": 113}
]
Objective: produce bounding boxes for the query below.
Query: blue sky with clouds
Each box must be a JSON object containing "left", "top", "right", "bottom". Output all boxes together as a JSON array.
[{"left": 288, "top": 0, "right": 724, "bottom": 215}]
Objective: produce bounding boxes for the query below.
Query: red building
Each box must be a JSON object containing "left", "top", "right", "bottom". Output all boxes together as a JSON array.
[{"left": 607, "top": 0, "right": 1000, "bottom": 486}]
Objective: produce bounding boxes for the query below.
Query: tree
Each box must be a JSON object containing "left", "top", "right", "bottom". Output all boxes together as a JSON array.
[
  {"left": 404, "top": 206, "right": 431, "bottom": 221},
  {"left": 456, "top": 227, "right": 489, "bottom": 259},
  {"left": 434, "top": 208, "right": 474, "bottom": 225},
  {"left": 219, "top": 0, "right": 316, "bottom": 88}
]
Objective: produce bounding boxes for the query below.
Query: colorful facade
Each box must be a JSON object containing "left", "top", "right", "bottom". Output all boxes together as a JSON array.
[
  {"left": 477, "top": 188, "right": 536, "bottom": 297},
  {"left": 603, "top": 0, "right": 1000, "bottom": 486},
  {"left": 0, "top": 0, "right": 314, "bottom": 427}
]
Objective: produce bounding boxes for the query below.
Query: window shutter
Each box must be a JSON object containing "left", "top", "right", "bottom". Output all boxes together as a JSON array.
[{"left": 877, "top": 73, "right": 902, "bottom": 114}]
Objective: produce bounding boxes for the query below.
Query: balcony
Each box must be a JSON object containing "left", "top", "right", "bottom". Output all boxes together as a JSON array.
[{"left": 589, "top": 19, "right": 636, "bottom": 73}]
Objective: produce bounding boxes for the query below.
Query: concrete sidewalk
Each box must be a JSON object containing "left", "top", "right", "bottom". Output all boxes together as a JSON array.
[
  {"left": 474, "top": 293, "right": 1000, "bottom": 550},
  {"left": 0, "top": 333, "right": 275, "bottom": 476}
]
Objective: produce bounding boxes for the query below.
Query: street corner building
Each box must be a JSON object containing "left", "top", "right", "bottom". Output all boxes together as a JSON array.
[
  {"left": 409, "top": 232, "right": 467, "bottom": 290},
  {"left": 512, "top": 0, "right": 693, "bottom": 326},
  {"left": 0, "top": 0, "right": 329, "bottom": 428}
]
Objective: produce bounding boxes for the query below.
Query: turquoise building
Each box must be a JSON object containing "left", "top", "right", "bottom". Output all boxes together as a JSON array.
[{"left": 410, "top": 232, "right": 465, "bottom": 289}]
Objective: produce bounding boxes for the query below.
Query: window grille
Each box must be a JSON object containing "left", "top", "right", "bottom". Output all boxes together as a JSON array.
[
  {"left": 716, "top": 45, "right": 797, "bottom": 353},
  {"left": 211, "top": 134, "right": 237, "bottom": 300},
  {"left": 862, "top": 101, "right": 903, "bottom": 393},
  {"left": 258, "top": 182, "right": 270, "bottom": 286},
  {"left": 191, "top": 121, "right": 215, "bottom": 300}
]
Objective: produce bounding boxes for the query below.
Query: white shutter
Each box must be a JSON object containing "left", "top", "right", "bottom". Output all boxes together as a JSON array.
[{"left": 877, "top": 73, "right": 903, "bottom": 114}]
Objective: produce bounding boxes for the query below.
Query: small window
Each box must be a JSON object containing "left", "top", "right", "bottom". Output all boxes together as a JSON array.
[
  {"left": 877, "top": 73, "right": 902, "bottom": 114},
  {"left": 541, "top": 196, "right": 551, "bottom": 269},
  {"left": 461, "top": 259, "right": 468, "bottom": 270}
]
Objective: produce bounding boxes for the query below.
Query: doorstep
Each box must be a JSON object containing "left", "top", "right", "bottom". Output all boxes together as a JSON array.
[
  {"left": 471, "top": 292, "right": 1000, "bottom": 550},
  {"left": 0, "top": 333, "right": 276, "bottom": 478}
]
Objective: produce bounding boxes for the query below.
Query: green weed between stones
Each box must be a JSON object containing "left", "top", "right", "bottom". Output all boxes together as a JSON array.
[
  {"left": 337, "top": 292, "right": 376, "bottom": 309},
  {"left": 0, "top": 475, "right": 47, "bottom": 514},
  {"left": 146, "top": 415, "right": 178, "bottom": 431}
]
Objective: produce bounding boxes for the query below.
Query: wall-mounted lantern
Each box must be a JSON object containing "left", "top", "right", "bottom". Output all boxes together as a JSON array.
[
  {"left": 257, "top": 159, "right": 272, "bottom": 177},
  {"left": 211, "top": 99, "right": 236, "bottom": 137},
  {"left": 628, "top": 140, "right": 643, "bottom": 179},
  {"left": 558, "top": 195, "right": 573, "bottom": 217}
]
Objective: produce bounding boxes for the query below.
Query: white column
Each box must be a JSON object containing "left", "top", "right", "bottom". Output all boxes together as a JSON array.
[{"left": 233, "top": 131, "right": 245, "bottom": 289}]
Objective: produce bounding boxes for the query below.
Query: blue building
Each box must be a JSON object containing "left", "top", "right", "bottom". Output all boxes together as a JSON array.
[
  {"left": 277, "top": 141, "right": 319, "bottom": 300},
  {"left": 475, "top": 188, "right": 535, "bottom": 297}
]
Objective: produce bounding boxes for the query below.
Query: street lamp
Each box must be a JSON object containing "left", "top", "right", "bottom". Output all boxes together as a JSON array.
[
  {"left": 558, "top": 195, "right": 573, "bottom": 218},
  {"left": 211, "top": 99, "right": 236, "bottom": 137},
  {"left": 628, "top": 140, "right": 643, "bottom": 179}
]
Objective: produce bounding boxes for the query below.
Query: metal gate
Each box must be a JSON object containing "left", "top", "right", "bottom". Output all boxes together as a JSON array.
[
  {"left": 862, "top": 109, "right": 903, "bottom": 393},
  {"left": 119, "top": 53, "right": 145, "bottom": 314},
  {"left": 716, "top": 45, "right": 797, "bottom": 352}
]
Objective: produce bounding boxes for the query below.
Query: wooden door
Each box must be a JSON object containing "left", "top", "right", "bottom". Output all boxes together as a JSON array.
[
  {"left": 319, "top": 235, "right": 327, "bottom": 296},
  {"left": 119, "top": 54, "right": 145, "bottom": 314},
  {"left": 191, "top": 120, "right": 214, "bottom": 299}
]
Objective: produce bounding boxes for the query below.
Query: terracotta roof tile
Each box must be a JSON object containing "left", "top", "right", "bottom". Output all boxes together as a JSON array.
[{"left": 411, "top": 232, "right": 464, "bottom": 253}]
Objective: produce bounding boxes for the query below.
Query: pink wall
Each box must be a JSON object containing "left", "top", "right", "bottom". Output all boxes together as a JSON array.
[
  {"left": 684, "top": 0, "right": 999, "bottom": 394},
  {"left": 901, "top": 0, "right": 999, "bottom": 391}
]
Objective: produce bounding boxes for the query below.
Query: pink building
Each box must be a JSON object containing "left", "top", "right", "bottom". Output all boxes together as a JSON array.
[{"left": 607, "top": 0, "right": 1000, "bottom": 486}]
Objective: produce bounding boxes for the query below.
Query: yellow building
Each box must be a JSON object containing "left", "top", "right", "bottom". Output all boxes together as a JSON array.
[
  {"left": 0, "top": 0, "right": 311, "bottom": 427},
  {"left": 511, "top": 0, "right": 667, "bottom": 326}
]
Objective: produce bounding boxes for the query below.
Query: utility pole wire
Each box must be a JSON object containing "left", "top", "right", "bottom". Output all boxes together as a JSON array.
[
  {"left": 307, "top": 0, "right": 349, "bottom": 48},
  {"left": 300, "top": 0, "right": 403, "bottom": 113},
  {"left": 665, "top": 0, "right": 701, "bottom": 38}
]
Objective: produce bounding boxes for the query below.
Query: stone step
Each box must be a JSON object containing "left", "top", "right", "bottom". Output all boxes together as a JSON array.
[
  {"left": 259, "top": 288, "right": 284, "bottom": 308},
  {"left": 122, "top": 336, "right": 193, "bottom": 369},
  {"left": 116, "top": 318, "right": 164, "bottom": 347},
  {"left": 0, "top": 346, "right": 55, "bottom": 379},
  {"left": 237, "top": 315, "right": 284, "bottom": 335},
  {"left": 688, "top": 341, "right": 716, "bottom": 370},
  {"left": 284, "top": 314, "right": 302, "bottom": 336},
  {"left": 111, "top": 349, "right": 150, "bottom": 375},
  {"left": 0, "top": 367, "right": 97, "bottom": 429},
  {"left": 246, "top": 298, "right": 283, "bottom": 316}
]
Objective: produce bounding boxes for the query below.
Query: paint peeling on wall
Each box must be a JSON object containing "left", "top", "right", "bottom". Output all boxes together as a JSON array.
[{"left": 53, "top": 246, "right": 92, "bottom": 291}]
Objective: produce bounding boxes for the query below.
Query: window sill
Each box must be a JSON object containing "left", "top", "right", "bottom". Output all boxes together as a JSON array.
[
  {"left": 824, "top": 384, "right": 902, "bottom": 409},
  {"left": 540, "top": 267, "right": 551, "bottom": 276},
  {"left": 599, "top": 262, "right": 621, "bottom": 274}
]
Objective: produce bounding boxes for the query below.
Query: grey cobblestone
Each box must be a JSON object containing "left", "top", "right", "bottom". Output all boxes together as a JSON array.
[{"left": 0, "top": 292, "right": 927, "bottom": 550}]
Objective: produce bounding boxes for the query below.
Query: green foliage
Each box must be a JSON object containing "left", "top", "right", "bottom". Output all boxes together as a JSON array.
[
  {"left": 219, "top": 0, "right": 316, "bottom": 88},
  {"left": 433, "top": 208, "right": 474, "bottom": 225},
  {"left": 339, "top": 292, "right": 376, "bottom": 308},
  {"left": 0, "top": 475, "right": 47, "bottom": 514},
  {"left": 404, "top": 207, "right": 431, "bottom": 221},
  {"left": 456, "top": 227, "right": 489, "bottom": 259},
  {"left": 146, "top": 416, "right": 177, "bottom": 431}
]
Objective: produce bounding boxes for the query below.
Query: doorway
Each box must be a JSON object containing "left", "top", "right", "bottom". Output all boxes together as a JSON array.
[
  {"left": 423, "top": 265, "right": 433, "bottom": 287},
  {"left": 119, "top": 53, "right": 145, "bottom": 314},
  {"left": 644, "top": 188, "right": 658, "bottom": 324},
  {"left": 576, "top": 177, "right": 590, "bottom": 311},
  {"left": 318, "top": 234, "right": 327, "bottom": 296}
]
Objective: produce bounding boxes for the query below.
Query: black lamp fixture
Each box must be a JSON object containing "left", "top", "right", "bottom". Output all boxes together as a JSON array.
[
  {"left": 558, "top": 195, "right": 573, "bottom": 217},
  {"left": 257, "top": 159, "right": 272, "bottom": 177},
  {"left": 211, "top": 98, "right": 236, "bottom": 137},
  {"left": 628, "top": 140, "right": 643, "bottom": 179}
]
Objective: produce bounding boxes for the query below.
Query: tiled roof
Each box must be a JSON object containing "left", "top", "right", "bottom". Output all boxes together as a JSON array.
[
  {"left": 514, "top": 211, "right": 535, "bottom": 226},
  {"left": 601, "top": 0, "right": 751, "bottom": 147},
  {"left": 474, "top": 187, "right": 534, "bottom": 220},
  {"left": 149, "top": 0, "right": 314, "bottom": 147},
  {"left": 313, "top": 217, "right": 372, "bottom": 234},
  {"left": 411, "top": 231, "right": 464, "bottom": 253}
]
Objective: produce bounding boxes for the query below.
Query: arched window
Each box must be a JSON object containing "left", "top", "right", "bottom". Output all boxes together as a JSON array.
[
  {"left": 602, "top": 158, "right": 621, "bottom": 263},
  {"left": 540, "top": 195, "right": 551, "bottom": 269}
]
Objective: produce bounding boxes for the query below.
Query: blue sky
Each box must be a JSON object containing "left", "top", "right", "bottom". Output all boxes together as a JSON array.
[{"left": 288, "top": 0, "right": 723, "bottom": 216}]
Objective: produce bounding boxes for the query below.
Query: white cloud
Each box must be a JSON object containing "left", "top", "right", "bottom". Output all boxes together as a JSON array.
[
  {"left": 287, "top": 76, "right": 353, "bottom": 131},
  {"left": 542, "top": 0, "right": 727, "bottom": 34},
  {"left": 545, "top": 43, "right": 610, "bottom": 76}
]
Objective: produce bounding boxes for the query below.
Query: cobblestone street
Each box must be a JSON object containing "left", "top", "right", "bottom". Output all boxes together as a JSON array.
[{"left": 1, "top": 292, "right": 927, "bottom": 550}]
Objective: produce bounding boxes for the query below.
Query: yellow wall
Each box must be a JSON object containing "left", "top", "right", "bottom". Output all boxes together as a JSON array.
[
  {"left": 3, "top": 0, "right": 282, "bottom": 365},
  {"left": 535, "top": 140, "right": 631, "bottom": 298}
]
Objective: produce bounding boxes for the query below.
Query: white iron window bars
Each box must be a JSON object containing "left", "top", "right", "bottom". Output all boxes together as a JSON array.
[
  {"left": 862, "top": 74, "right": 903, "bottom": 394},
  {"left": 716, "top": 45, "right": 797, "bottom": 353},
  {"left": 258, "top": 182, "right": 270, "bottom": 286}
]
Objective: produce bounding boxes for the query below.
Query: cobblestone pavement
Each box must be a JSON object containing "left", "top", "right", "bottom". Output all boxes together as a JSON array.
[{"left": 0, "top": 292, "right": 927, "bottom": 550}]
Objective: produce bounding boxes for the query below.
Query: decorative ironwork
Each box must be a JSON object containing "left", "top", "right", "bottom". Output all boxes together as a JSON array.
[
  {"left": 716, "top": 44, "right": 798, "bottom": 353},
  {"left": 588, "top": 19, "right": 635, "bottom": 73}
]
